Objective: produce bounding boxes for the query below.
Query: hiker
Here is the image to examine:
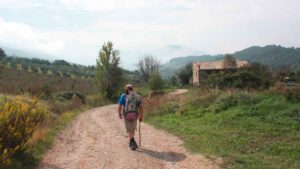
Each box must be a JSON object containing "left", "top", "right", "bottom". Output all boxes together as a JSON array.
[{"left": 118, "top": 84, "right": 143, "bottom": 150}]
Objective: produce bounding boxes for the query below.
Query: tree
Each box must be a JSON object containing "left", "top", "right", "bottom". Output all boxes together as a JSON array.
[
  {"left": 170, "top": 76, "right": 178, "bottom": 87},
  {"left": 176, "top": 62, "right": 192, "bottom": 85},
  {"left": 0, "top": 48, "right": 6, "bottom": 60},
  {"left": 137, "top": 55, "right": 160, "bottom": 82},
  {"left": 53, "top": 60, "right": 70, "bottom": 66},
  {"left": 148, "top": 71, "right": 164, "bottom": 91},
  {"left": 94, "top": 41, "right": 123, "bottom": 99},
  {"left": 223, "top": 54, "right": 237, "bottom": 69}
]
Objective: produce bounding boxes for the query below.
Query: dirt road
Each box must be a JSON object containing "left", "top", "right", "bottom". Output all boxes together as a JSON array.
[{"left": 39, "top": 90, "right": 220, "bottom": 169}]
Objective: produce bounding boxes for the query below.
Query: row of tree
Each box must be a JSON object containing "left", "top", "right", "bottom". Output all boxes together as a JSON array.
[{"left": 0, "top": 47, "right": 95, "bottom": 78}]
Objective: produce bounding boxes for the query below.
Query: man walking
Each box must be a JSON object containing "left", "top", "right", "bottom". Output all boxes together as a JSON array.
[{"left": 118, "top": 84, "right": 143, "bottom": 150}]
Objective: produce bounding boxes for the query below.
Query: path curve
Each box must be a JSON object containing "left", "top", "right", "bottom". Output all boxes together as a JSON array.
[{"left": 39, "top": 90, "right": 220, "bottom": 169}]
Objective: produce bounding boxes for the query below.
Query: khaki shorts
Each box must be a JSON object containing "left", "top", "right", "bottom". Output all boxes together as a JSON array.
[{"left": 124, "top": 118, "right": 137, "bottom": 133}]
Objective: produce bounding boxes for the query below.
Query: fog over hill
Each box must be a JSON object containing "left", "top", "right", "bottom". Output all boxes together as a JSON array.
[
  {"left": 1, "top": 45, "right": 59, "bottom": 61},
  {"left": 120, "top": 45, "right": 206, "bottom": 70}
]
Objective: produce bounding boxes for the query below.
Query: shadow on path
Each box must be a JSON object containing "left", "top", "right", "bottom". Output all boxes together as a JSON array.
[
  {"left": 137, "top": 148, "right": 187, "bottom": 162},
  {"left": 38, "top": 162, "right": 62, "bottom": 169}
]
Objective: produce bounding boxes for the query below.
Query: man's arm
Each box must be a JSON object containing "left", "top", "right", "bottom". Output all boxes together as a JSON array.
[{"left": 118, "top": 104, "right": 123, "bottom": 119}]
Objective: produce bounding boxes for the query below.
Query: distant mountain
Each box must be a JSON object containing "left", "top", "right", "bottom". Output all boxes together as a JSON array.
[
  {"left": 150, "top": 45, "right": 206, "bottom": 63},
  {"left": 233, "top": 45, "right": 300, "bottom": 70},
  {"left": 160, "top": 55, "right": 223, "bottom": 79},
  {"left": 119, "top": 45, "right": 206, "bottom": 70},
  {"left": 1, "top": 46, "right": 59, "bottom": 61},
  {"left": 160, "top": 45, "right": 300, "bottom": 79}
]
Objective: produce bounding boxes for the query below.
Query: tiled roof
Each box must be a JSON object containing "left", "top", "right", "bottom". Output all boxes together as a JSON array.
[{"left": 194, "top": 60, "right": 248, "bottom": 70}]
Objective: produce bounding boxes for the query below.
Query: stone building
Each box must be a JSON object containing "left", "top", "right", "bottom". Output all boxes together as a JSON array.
[{"left": 192, "top": 60, "right": 249, "bottom": 86}]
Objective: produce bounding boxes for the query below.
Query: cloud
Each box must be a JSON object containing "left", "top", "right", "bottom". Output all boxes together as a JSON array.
[
  {"left": 60, "top": 0, "right": 161, "bottom": 11},
  {"left": 0, "top": 0, "right": 41, "bottom": 8},
  {"left": 0, "top": 18, "right": 64, "bottom": 54},
  {"left": 1, "top": 0, "right": 300, "bottom": 67}
]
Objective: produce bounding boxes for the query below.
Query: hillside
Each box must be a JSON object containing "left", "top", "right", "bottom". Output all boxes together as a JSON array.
[
  {"left": 146, "top": 89, "right": 300, "bottom": 169},
  {"left": 0, "top": 49, "right": 95, "bottom": 79},
  {"left": 0, "top": 47, "right": 140, "bottom": 95},
  {"left": 0, "top": 46, "right": 58, "bottom": 61},
  {"left": 233, "top": 45, "right": 300, "bottom": 70},
  {"left": 160, "top": 45, "right": 300, "bottom": 79},
  {"left": 160, "top": 55, "right": 223, "bottom": 79}
]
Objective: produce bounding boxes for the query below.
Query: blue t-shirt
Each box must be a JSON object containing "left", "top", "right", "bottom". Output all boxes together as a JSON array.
[{"left": 118, "top": 93, "right": 126, "bottom": 107}]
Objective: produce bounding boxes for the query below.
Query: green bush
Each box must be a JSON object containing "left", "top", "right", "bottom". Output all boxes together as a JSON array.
[
  {"left": 212, "top": 92, "right": 262, "bottom": 113},
  {"left": 148, "top": 72, "right": 164, "bottom": 91},
  {"left": 285, "top": 86, "right": 300, "bottom": 102},
  {"left": 53, "top": 91, "right": 85, "bottom": 103},
  {"left": 0, "top": 98, "right": 46, "bottom": 168},
  {"left": 86, "top": 95, "right": 108, "bottom": 107},
  {"left": 208, "top": 71, "right": 262, "bottom": 89}
]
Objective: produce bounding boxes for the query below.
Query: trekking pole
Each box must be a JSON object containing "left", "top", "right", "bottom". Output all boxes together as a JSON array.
[{"left": 138, "top": 121, "right": 141, "bottom": 147}]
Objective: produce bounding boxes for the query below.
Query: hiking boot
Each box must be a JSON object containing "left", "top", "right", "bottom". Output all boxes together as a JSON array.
[
  {"left": 131, "top": 138, "right": 138, "bottom": 151},
  {"left": 129, "top": 139, "right": 134, "bottom": 148}
]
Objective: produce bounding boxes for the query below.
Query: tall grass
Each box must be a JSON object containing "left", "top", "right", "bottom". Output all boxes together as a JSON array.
[{"left": 145, "top": 88, "right": 300, "bottom": 169}]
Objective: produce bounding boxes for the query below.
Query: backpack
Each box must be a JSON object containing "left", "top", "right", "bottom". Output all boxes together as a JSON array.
[{"left": 124, "top": 92, "right": 140, "bottom": 120}]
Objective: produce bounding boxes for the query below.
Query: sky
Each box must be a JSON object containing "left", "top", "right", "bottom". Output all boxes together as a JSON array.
[{"left": 0, "top": 0, "right": 300, "bottom": 68}]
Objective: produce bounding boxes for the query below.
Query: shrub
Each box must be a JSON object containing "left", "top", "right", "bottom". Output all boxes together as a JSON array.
[
  {"left": 53, "top": 91, "right": 85, "bottom": 103},
  {"left": 0, "top": 98, "right": 46, "bottom": 168},
  {"left": 285, "top": 85, "right": 300, "bottom": 102},
  {"left": 48, "top": 96, "right": 84, "bottom": 115},
  {"left": 148, "top": 72, "right": 164, "bottom": 91},
  {"left": 208, "top": 71, "right": 262, "bottom": 89},
  {"left": 212, "top": 92, "right": 262, "bottom": 113},
  {"left": 86, "top": 95, "right": 108, "bottom": 107},
  {"left": 176, "top": 63, "right": 192, "bottom": 85}
]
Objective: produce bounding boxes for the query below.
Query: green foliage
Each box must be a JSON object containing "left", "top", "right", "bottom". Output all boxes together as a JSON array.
[
  {"left": 0, "top": 48, "right": 6, "bottom": 60},
  {"left": 176, "top": 62, "right": 192, "bottom": 85},
  {"left": 170, "top": 76, "right": 178, "bottom": 87},
  {"left": 94, "top": 41, "right": 123, "bottom": 100},
  {"left": 208, "top": 71, "right": 262, "bottom": 89},
  {"left": 223, "top": 54, "right": 237, "bottom": 69},
  {"left": 52, "top": 60, "right": 71, "bottom": 66},
  {"left": 234, "top": 45, "right": 300, "bottom": 71},
  {"left": 123, "top": 69, "right": 142, "bottom": 85},
  {"left": 0, "top": 67, "right": 94, "bottom": 95},
  {"left": 137, "top": 55, "right": 160, "bottom": 82},
  {"left": 135, "top": 86, "right": 151, "bottom": 97},
  {"left": 1, "top": 55, "right": 95, "bottom": 79},
  {"left": 39, "top": 84, "right": 52, "bottom": 100},
  {"left": 284, "top": 86, "right": 300, "bottom": 102},
  {"left": 0, "top": 98, "right": 47, "bottom": 169},
  {"left": 207, "top": 63, "right": 273, "bottom": 89},
  {"left": 160, "top": 45, "right": 300, "bottom": 79},
  {"left": 148, "top": 72, "right": 164, "bottom": 91},
  {"left": 85, "top": 95, "right": 109, "bottom": 107},
  {"left": 146, "top": 90, "right": 300, "bottom": 169},
  {"left": 244, "top": 62, "right": 273, "bottom": 88},
  {"left": 53, "top": 91, "right": 85, "bottom": 103}
]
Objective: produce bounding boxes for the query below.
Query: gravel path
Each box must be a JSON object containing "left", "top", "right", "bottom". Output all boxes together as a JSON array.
[{"left": 38, "top": 90, "right": 220, "bottom": 169}]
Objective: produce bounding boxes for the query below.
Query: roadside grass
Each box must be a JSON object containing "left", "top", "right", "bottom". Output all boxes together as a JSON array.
[
  {"left": 136, "top": 85, "right": 152, "bottom": 97},
  {"left": 135, "top": 85, "right": 176, "bottom": 98},
  {"left": 1, "top": 94, "right": 109, "bottom": 169},
  {"left": 11, "top": 109, "right": 83, "bottom": 169},
  {"left": 145, "top": 89, "right": 300, "bottom": 169}
]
